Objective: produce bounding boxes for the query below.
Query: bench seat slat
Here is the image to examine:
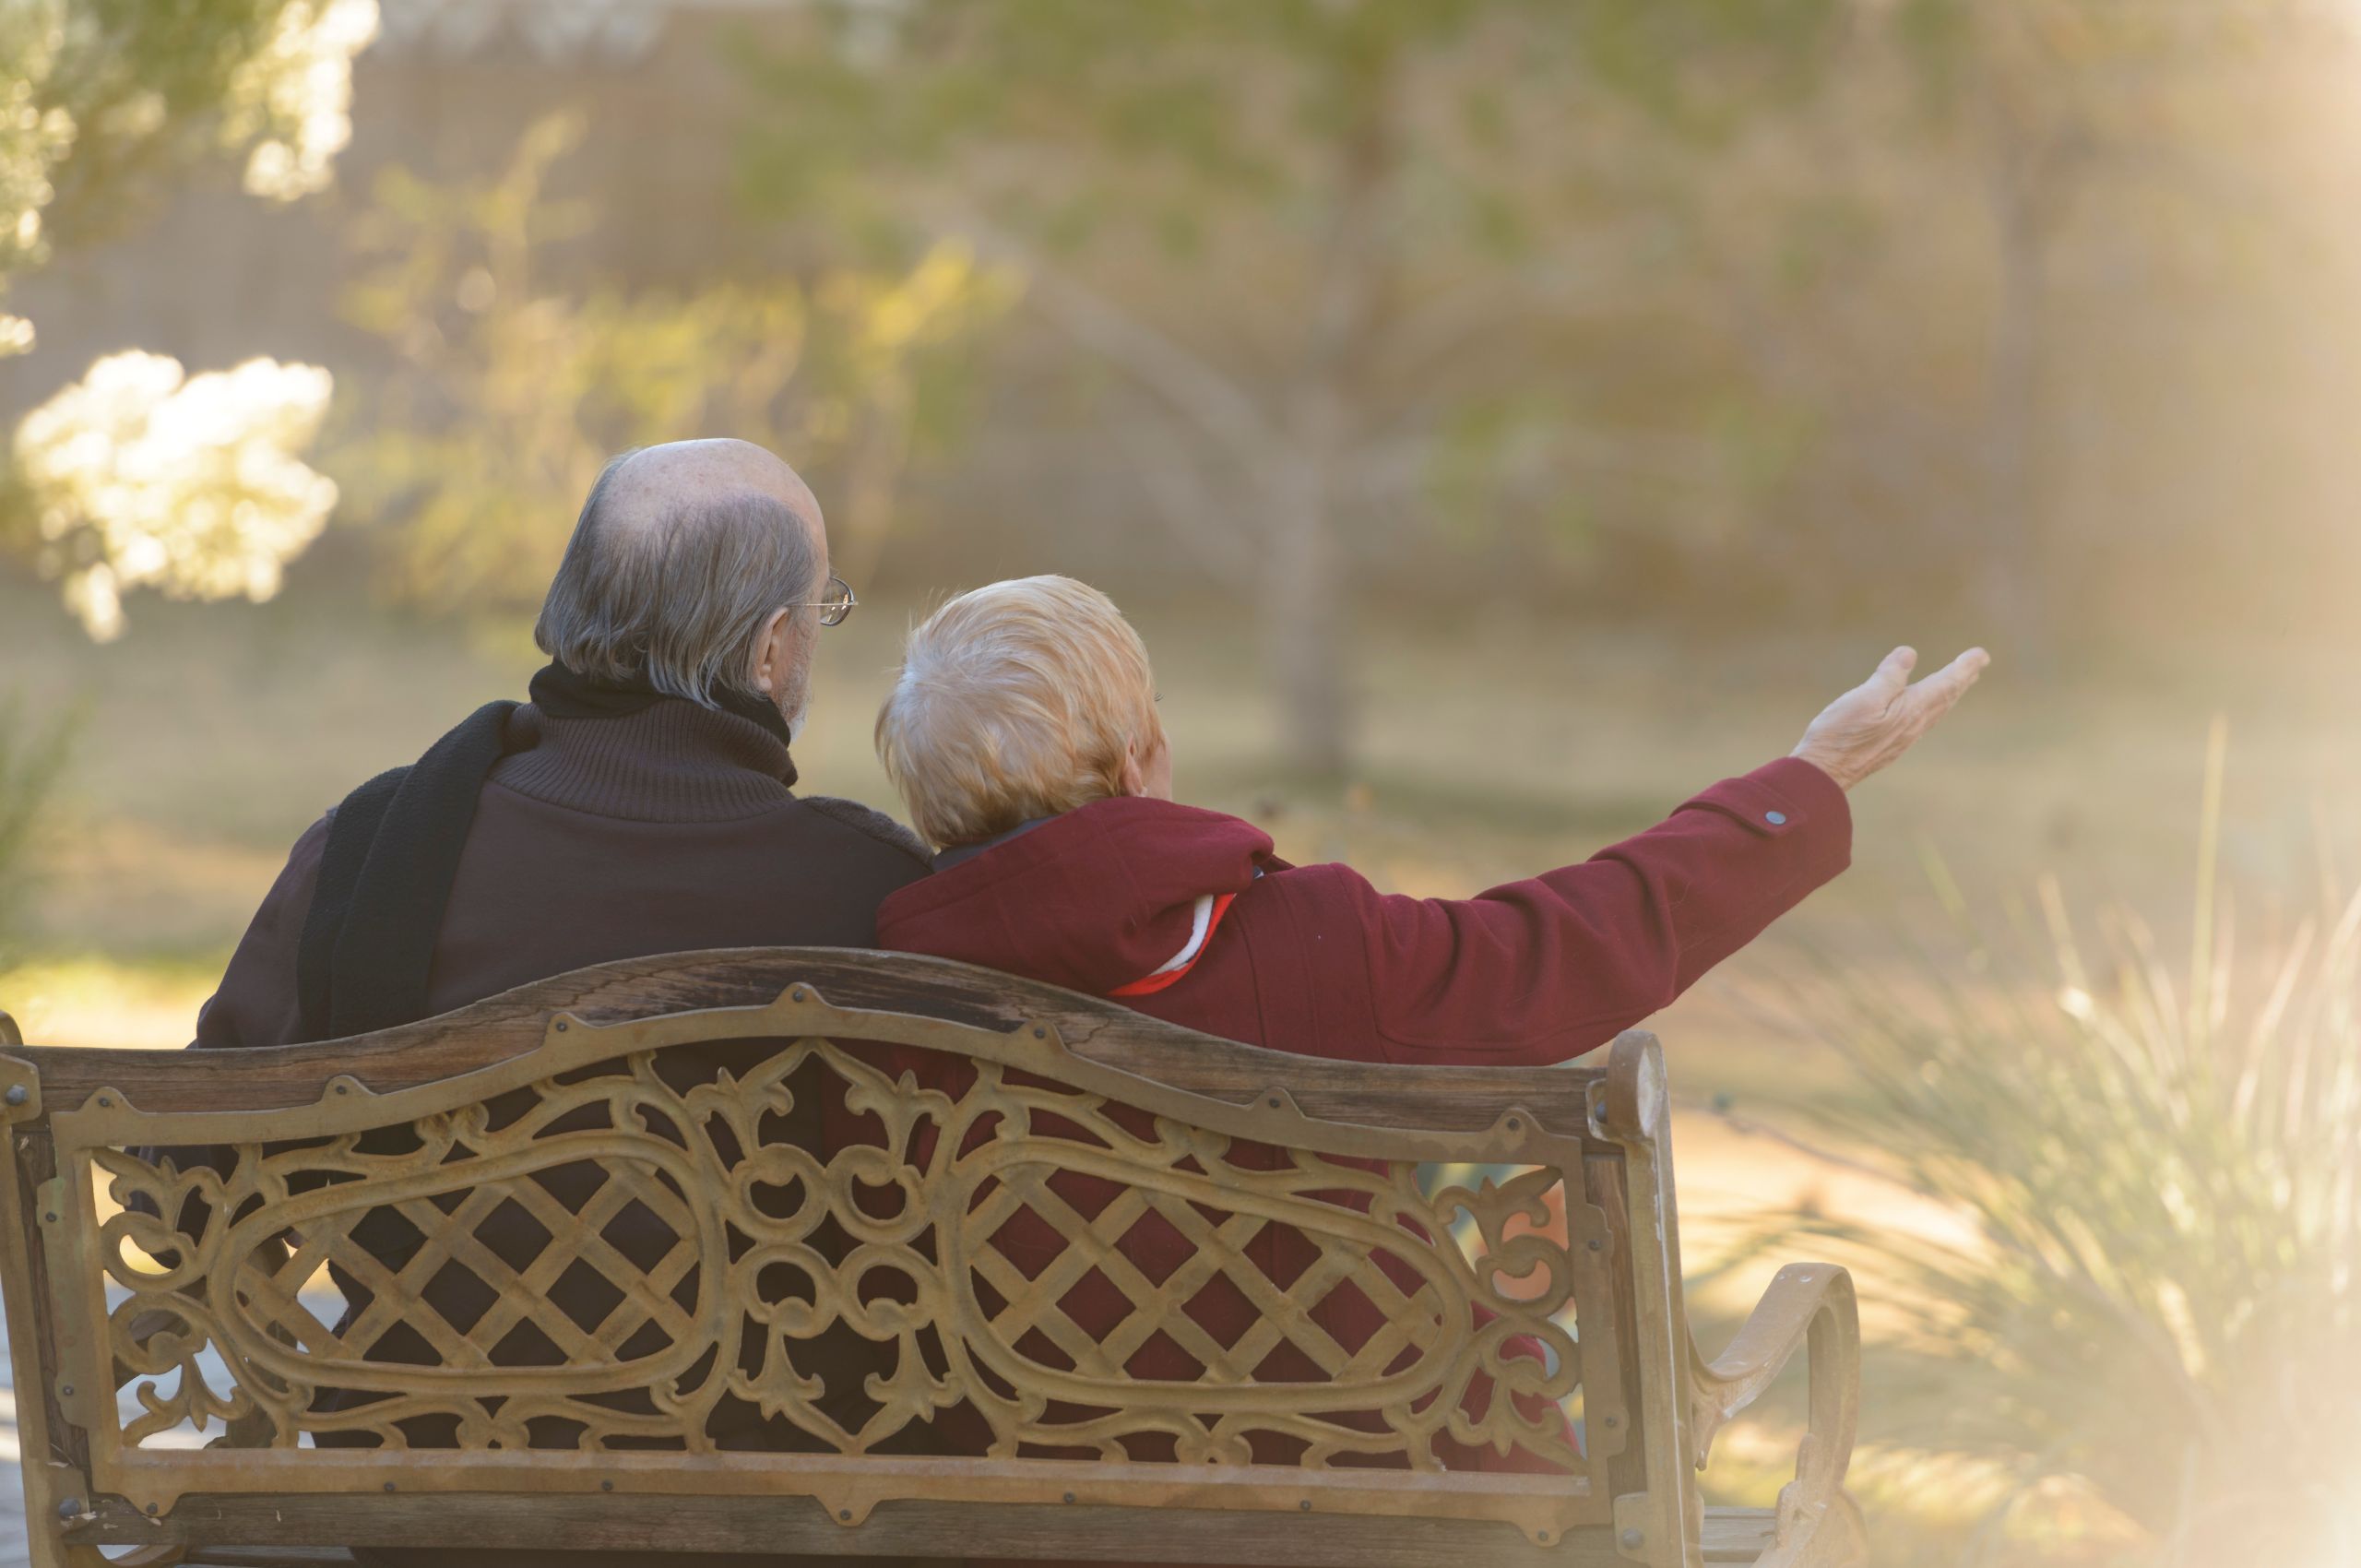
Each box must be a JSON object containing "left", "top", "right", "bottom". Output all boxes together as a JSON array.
[
  {"left": 172, "top": 1507, "right": 1784, "bottom": 1568},
  {"left": 174, "top": 1511, "right": 1785, "bottom": 1568},
  {"left": 77, "top": 1493, "right": 1627, "bottom": 1567},
  {"left": 1703, "top": 1504, "right": 1781, "bottom": 1560}
]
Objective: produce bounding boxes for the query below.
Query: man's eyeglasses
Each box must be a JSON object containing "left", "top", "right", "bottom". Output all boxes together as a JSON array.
[{"left": 793, "top": 576, "right": 858, "bottom": 627}]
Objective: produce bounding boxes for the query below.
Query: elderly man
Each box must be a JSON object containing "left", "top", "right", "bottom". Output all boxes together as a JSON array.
[
  {"left": 185, "top": 442, "right": 936, "bottom": 1567},
  {"left": 196, "top": 438, "right": 929, "bottom": 1051}
]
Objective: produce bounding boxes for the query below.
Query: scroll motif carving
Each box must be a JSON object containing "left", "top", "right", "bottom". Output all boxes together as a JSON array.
[{"left": 85, "top": 1031, "right": 1590, "bottom": 1476}]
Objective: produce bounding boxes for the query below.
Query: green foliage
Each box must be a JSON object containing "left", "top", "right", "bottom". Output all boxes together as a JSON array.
[
  {"left": 736, "top": 0, "right": 1850, "bottom": 770},
  {"left": 1, "top": 0, "right": 375, "bottom": 348},
  {"left": 332, "top": 113, "right": 1017, "bottom": 613},
  {"left": 1755, "top": 732, "right": 2361, "bottom": 1562},
  {"left": 743, "top": 0, "right": 1836, "bottom": 247},
  {"left": 0, "top": 695, "right": 73, "bottom": 953},
  {"left": 1574, "top": 0, "right": 1842, "bottom": 135}
]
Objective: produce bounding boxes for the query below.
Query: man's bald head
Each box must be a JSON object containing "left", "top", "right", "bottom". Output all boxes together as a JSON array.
[
  {"left": 534, "top": 440, "right": 830, "bottom": 720},
  {"left": 590, "top": 438, "right": 825, "bottom": 555}
]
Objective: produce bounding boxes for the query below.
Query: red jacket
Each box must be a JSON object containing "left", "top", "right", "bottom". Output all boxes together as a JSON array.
[
  {"left": 872, "top": 756, "right": 1849, "bottom": 1538},
  {"left": 877, "top": 755, "right": 1850, "bottom": 1064}
]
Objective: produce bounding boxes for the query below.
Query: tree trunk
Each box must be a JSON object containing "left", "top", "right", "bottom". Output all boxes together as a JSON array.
[
  {"left": 1979, "top": 184, "right": 2050, "bottom": 653},
  {"left": 1974, "top": 100, "right": 2067, "bottom": 663},
  {"left": 1262, "top": 49, "right": 1395, "bottom": 779},
  {"left": 1264, "top": 427, "right": 1351, "bottom": 779}
]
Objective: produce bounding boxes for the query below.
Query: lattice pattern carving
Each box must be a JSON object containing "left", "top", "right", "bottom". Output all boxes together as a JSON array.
[{"left": 91, "top": 1036, "right": 1586, "bottom": 1472}]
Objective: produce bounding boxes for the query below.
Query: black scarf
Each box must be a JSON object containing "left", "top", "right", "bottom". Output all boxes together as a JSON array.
[{"left": 294, "top": 664, "right": 793, "bottom": 1040}]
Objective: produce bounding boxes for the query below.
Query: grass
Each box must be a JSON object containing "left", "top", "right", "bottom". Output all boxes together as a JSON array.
[
  {"left": 0, "top": 690, "right": 73, "bottom": 952},
  {"left": 0, "top": 952, "right": 232, "bottom": 1050}
]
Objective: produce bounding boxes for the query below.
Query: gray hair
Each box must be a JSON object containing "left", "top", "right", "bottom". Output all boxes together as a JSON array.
[{"left": 532, "top": 454, "right": 819, "bottom": 706}]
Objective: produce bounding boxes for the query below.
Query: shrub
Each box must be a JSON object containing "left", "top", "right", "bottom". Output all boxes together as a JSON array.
[{"left": 1754, "top": 730, "right": 2359, "bottom": 1565}]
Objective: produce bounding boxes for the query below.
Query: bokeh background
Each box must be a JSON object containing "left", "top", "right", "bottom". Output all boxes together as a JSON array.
[{"left": 2, "top": 3, "right": 2358, "bottom": 1564}]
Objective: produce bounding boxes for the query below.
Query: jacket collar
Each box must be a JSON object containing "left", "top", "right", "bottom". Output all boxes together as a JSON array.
[{"left": 878, "top": 796, "right": 1274, "bottom": 997}]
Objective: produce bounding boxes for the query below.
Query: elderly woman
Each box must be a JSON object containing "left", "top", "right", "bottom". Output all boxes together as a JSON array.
[
  {"left": 871, "top": 576, "right": 1981, "bottom": 1503},
  {"left": 874, "top": 575, "right": 1985, "bottom": 1061}
]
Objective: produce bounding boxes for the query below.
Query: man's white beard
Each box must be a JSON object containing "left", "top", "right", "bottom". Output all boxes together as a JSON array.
[{"left": 779, "top": 675, "right": 812, "bottom": 744}]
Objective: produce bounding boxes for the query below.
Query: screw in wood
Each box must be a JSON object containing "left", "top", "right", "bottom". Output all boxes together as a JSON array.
[
  {"left": 4, "top": 1085, "right": 26, "bottom": 1106},
  {"left": 1619, "top": 1526, "right": 1644, "bottom": 1550},
  {"left": 55, "top": 1500, "right": 81, "bottom": 1521}
]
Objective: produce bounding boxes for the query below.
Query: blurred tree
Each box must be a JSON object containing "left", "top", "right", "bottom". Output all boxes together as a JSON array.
[
  {"left": 1910, "top": 0, "right": 2330, "bottom": 650},
  {"left": 1, "top": 0, "right": 374, "bottom": 637},
  {"left": 332, "top": 113, "right": 1016, "bottom": 615},
  {"left": 737, "top": 0, "right": 1840, "bottom": 776},
  {"left": 11, "top": 350, "right": 338, "bottom": 637},
  {"left": 0, "top": 0, "right": 377, "bottom": 353},
  {"left": 1693, "top": 0, "right": 2330, "bottom": 651}
]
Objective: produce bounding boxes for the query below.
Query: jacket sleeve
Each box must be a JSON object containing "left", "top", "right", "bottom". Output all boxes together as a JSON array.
[
  {"left": 1269, "top": 757, "right": 1851, "bottom": 1065},
  {"left": 190, "top": 813, "right": 332, "bottom": 1051}
]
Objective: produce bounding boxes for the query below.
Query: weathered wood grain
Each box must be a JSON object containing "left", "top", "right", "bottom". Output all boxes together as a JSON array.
[
  {"left": 159, "top": 1515, "right": 1787, "bottom": 1568},
  {"left": 1702, "top": 1506, "right": 1781, "bottom": 1560},
  {"left": 18, "top": 948, "right": 1603, "bottom": 1133},
  {"left": 77, "top": 1493, "right": 1656, "bottom": 1566}
]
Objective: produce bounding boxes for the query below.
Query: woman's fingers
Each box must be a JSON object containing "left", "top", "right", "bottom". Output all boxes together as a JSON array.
[
  {"left": 1794, "top": 644, "right": 1989, "bottom": 789},
  {"left": 1874, "top": 645, "right": 1919, "bottom": 695},
  {"left": 1906, "top": 647, "right": 1991, "bottom": 720}
]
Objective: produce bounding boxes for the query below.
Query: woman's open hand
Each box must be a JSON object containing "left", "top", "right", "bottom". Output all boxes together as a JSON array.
[{"left": 1791, "top": 646, "right": 1990, "bottom": 790}]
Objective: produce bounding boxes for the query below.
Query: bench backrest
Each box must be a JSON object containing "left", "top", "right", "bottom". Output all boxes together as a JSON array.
[{"left": 0, "top": 950, "right": 1706, "bottom": 1567}]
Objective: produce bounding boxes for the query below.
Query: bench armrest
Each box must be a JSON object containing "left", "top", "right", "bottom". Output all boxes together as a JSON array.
[{"left": 1688, "top": 1262, "right": 1867, "bottom": 1568}]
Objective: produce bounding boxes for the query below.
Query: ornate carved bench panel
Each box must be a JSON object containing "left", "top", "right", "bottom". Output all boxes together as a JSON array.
[{"left": 7, "top": 954, "right": 1635, "bottom": 1563}]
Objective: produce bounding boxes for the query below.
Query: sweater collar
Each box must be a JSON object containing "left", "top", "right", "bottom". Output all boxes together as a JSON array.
[
  {"left": 490, "top": 697, "right": 799, "bottom": 822},
  {"left": 527, "top": 660, "right": 795, "bottom": 748}
]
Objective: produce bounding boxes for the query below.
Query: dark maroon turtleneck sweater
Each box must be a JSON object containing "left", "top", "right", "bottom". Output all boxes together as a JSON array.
[{"left": 193, "top": 698, "right": 931, "bottom": 1051}]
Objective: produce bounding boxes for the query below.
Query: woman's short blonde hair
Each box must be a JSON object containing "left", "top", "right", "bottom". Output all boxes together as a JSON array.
[{"left": 875, "top": 575, "right": 1164, "bottom": 848}]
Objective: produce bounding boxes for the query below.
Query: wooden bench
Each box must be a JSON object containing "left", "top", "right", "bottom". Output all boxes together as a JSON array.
[{"left": 0, "top": 950, "right": 1865, "bottom": 1567}]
